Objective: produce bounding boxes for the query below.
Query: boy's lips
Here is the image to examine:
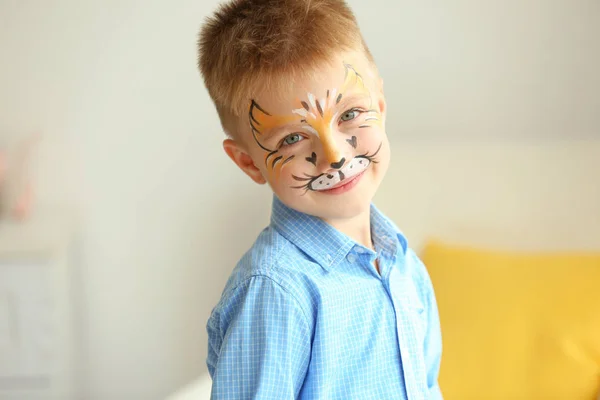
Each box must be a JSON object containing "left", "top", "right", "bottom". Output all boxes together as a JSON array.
[{"left": 320, "top": 170, "right": 366, "bottom": 195}]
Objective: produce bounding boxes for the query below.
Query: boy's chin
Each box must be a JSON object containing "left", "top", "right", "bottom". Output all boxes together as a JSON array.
[
  {"left": 288, "top": 194, "right": 373, "bottom": 221},
  {"left": 315, "top": 203, "right": 370, "bottom": 221}
]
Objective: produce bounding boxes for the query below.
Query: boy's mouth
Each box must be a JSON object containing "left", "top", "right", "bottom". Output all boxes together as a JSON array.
[
  {"left": 291, "top": 143, "right": 382, "bottom": 193},
  {"left": 309, "top": 156, "right": 370, "bottom": 192}
]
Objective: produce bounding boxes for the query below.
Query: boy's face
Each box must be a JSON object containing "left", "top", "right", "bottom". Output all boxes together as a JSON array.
[{"left": 224, "top": 51, "right": 390, "bottom": 221}]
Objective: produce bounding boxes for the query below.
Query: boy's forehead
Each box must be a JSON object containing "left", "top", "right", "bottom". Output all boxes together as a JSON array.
[{"left": 251, "top": 53, "right": 378, "bottom": 115}]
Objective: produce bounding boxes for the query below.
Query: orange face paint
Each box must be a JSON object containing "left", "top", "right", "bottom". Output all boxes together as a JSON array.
[{"left": 249, "top": 63, "right": 378, "bottom": 178}]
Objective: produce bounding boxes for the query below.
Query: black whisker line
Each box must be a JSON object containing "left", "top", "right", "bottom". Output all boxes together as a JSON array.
[
  {"left": 292, "top": 175, "right": 313, "bottom": 182},
  {"left": 271, "top": 156, "right": 283, "bottom": 169},
  {"left": 293, "top": 185, "right": 310, "bottom": 196},
  {"left": 291, "top": 183, "right": 310, "bottom": 189},
  {"left": 371, "top": 142, "right": 383, "bottom": 158},
  {"left": 264, "top": 150, "right": 278, "bottom": 166},
  {"left": 303, "top": 172, "right": 319, "bottom": 178},
  {"left": 281, "top": 155, "right": 295, "bottom": 166},
  {"left": 356, "top": 142, "right": 383, "bottom": 163}
]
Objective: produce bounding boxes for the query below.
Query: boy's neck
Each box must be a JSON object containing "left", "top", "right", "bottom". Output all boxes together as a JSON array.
[{"left": 322, "top": 208, "right": 374, "bottom": 251}]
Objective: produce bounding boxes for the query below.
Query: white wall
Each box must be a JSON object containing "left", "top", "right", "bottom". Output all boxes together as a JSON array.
[{"left": 0, "top": 0, "right": 598, "bottom": 399}]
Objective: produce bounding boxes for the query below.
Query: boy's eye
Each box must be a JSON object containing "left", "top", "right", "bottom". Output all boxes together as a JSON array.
[
  {"left": 282, "top": 133, "right": 304, "bottom": 146},
  {"left": 340, "top": 109, "right": 360, "bottom": 122}
]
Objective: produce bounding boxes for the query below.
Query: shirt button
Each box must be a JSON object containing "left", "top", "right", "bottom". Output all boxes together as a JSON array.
[
  {"left": 326, "top": 254, "right": 333, "bottom": 263},
  {"left": 355, "top": 247, "right": 366, "bottom": 254},
  {"left": 347, "top": 254, "right": 357, "bottom": 263}
]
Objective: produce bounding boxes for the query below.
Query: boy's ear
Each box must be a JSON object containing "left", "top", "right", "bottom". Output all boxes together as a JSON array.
[{"left": 223, "top": 139, "right": 267, "bottom": 185}]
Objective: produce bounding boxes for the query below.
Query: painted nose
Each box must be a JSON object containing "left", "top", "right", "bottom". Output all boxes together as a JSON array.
[
  {"left": 321, "top": 137, "right": 343, "bottom": 166},
  {"left": 330, "top": 158, "right": 346, "bottom": 169}
]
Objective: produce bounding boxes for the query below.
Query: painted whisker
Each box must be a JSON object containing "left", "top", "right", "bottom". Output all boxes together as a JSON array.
[
  {"left": 291, "top": 182, "right": 311, "bottom": 191},
  {"left": 292, "top": 175, "right": 313, "bottom": 182},
  {"left": 281, "top": 156, "right": 295, "bottom": 166},
  {"left": 264, "top": 150, "right": 278, "bottom": 166},
  {"left": 357, "top": 142, "right": 383, "bottom": 164},
  {"left": 271, "top": 156, "right": 283, "bottom": 168}
]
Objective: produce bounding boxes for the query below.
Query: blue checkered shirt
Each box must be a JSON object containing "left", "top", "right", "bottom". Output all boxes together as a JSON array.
[{"left": 206, "top": 196, "right": 443, "bottom": 399}]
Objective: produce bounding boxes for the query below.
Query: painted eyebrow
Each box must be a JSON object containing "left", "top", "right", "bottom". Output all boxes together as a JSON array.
[{"left": 335, "top": 93, "right": 372, "bottom": 111}]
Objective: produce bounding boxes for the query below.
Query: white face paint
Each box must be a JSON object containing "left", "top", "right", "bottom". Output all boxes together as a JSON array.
[
  {"left": 305, "top": 125, "right": 319, "bottom": 136},
  {"left": 309, "top": 156, "right": 371, "bottom": 191},
  {"left": 291, "top": 91, "right": 341, "bottom": 140},
  {"left": 292, "top": 88, "right": 350, "bottom": 145},
  {"left": 292, "top": 108, "right": 308, "bottom": 118}
]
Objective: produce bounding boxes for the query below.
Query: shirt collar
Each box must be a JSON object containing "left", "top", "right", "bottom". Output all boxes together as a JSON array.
[
  {"left": 370, "top": 202, "right": 408, "bottom": 257},
  {"left": 270, "top": 195, "right": 407, "bottom": 271},
  {"left": 270, "top": 196, "right": 354, "bottom": 271}
]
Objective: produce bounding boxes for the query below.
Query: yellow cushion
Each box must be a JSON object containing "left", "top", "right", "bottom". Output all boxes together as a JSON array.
[{"left": 421, "top": 240, "right": 600, "bottom": 400}]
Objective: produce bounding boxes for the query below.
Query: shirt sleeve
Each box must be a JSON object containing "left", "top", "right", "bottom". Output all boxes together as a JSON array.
[
  {"left": 206, "top": 275, "right": 312, "bottom": 399},
  {"left": 410, "top": 250, "right": 443, "bottom": 399},
  {"left": 424, "top": 280, "right": 443, "bottom": 399}
]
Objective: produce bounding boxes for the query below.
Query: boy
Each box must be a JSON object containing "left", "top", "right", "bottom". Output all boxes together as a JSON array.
[{"left": 197, "top": 0, "right": 442, "bottom": 398}]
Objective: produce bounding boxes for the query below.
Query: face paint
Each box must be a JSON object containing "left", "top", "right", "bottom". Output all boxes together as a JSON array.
[
  {"left": 249, "top": 100, "right": 299, "bottom": 180},
  {"left": 305, "top": 152, "right": 317, "bottom": 166},
  {"left": 291, "top": 143, "right": 382, "bottom": 193},
  {"left": 248, "top": 62, "right": 384, "bottom": 190},
  {"left": 289, "top": 63, "right": 372, "bottom": 165},
  {"left": 346, "top": 136, "right": 357, "bottom": 149}
]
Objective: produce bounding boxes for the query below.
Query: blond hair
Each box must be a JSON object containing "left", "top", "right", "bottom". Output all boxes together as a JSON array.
[{"left": 197, "top": 0, "right": 374, "bottom": 134}]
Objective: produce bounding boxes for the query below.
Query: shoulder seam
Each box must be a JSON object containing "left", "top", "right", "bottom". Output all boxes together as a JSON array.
[{"left": 226, "top": 272, "right": 311, "bottom": 328}]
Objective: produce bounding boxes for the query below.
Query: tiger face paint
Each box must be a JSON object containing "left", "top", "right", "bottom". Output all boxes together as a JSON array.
[
  {"left": 241, "top": 51, "right": 390, "bottom": 220},
  {"left": 249, "top": 63, "right": 383, "bottom": 187}
]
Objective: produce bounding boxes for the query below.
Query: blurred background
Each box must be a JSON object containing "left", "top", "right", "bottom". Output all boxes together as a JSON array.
[{"left": 0, "top": 0, "right": 598, "bottom": 399}]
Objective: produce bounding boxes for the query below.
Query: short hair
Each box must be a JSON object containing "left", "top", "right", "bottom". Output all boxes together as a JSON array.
[{"left": 197, "top": 0, "right": 374, "bottom": 135}]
